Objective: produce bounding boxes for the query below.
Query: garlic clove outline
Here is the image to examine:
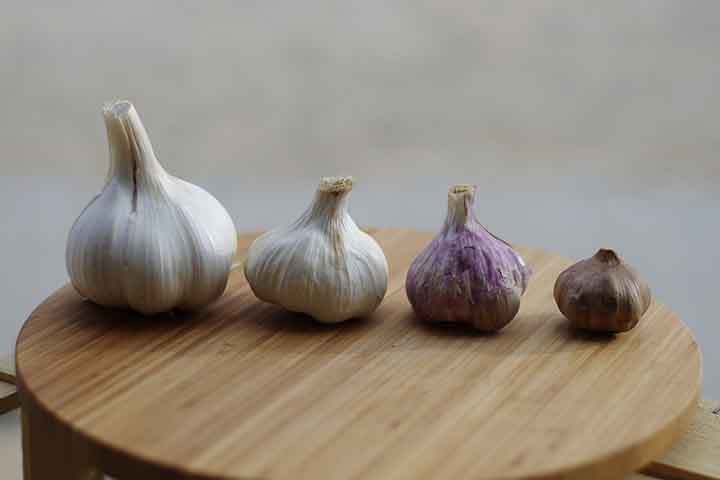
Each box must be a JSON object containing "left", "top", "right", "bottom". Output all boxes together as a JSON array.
[
  {"left": 66, "top": 100, "right": 238, "bottom": 315},
  {"left": 244, "top": 176, "right": 389, "bottom": 323},
  {"left": 553, "top": 248, "right": 651, "bottom": 332},
  {"left": 405, "top": 185, "right": 531, "bottom": 331}
]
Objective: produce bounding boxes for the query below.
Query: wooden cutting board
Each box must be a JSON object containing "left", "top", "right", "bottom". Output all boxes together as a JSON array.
[{"left": 16, "top": 229, "right": 701, "bottom": 480}]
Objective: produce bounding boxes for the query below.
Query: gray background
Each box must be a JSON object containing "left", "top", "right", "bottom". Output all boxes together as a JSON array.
[{"left": 0, "top": 3, "right": 718, "bottom": 474}]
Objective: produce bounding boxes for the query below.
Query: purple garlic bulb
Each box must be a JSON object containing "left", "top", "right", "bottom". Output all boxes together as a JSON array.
[{"left": 405, "top": 185, "right": 531, "bottom": 331}]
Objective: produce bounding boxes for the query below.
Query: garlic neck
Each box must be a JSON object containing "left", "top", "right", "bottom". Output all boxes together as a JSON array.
[
  {"left": 594, "top": 248, "right": 621, "bottom": 266},
  {"left": 300, "top": 177, "right": 354, "bottom": 229},
  {"left": 444, "top": 184, "right": 477, "bottom": 231},
  {"left": 103, "top": 100, "right": 165, "bottom": 186}
]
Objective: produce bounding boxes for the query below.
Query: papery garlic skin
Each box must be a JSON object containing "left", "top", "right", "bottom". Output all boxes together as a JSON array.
[
  {"left": 66, "top": 100, "right": 237, "bottom": 315},
  {"left": 554, "top": 249, "right": 651, "bottom": 332},
  {"left": 405, "top": 185, "right": 530, "bottom": 331},
  {"left": 244, "top": 177, "right": 388, "bottom": 323}
]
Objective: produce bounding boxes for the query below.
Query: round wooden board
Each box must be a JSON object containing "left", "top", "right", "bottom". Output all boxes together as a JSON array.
[{"left": 17, "top": 229, "right": 701, "bottom": 480}]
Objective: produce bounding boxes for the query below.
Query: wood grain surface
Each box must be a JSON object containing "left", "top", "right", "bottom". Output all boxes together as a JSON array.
[{"left": 15, "top": 230, "right": 702, "bottom": 480}]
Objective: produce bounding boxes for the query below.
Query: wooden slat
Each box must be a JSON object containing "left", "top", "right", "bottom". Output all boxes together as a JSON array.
[
  {"left": 0, "top": 354, "right": 18, "bottom": 415},
  {"left": 0, "top": 381, "right": 19, "bottom": 414},
  {"left": 642, "top": 400, "right": 720, "bottom": 480},
  {"left": 0, "top": 354, "right": 16, "bottom": 384}
]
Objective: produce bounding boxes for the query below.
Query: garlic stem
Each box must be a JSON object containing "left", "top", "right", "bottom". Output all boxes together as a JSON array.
[
  {"left": 297, "top": 176, "right": 353, "bottom": 231},
  {"left": 445, "top": 184, "right": 476, "bottom": 230},
  {"left": 594, "top": 248, "right": 621, "bottom": 266},
  {"left": 103, "top": 100, "right": 165, "bottom": 188}
]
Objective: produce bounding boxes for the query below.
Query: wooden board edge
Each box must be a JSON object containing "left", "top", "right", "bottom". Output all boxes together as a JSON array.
[{"left": 642, "top": 399, "right": 720, "bottom": 480}]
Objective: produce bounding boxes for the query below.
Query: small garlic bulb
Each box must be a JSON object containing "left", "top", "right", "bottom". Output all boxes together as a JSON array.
[
  {"left": 405, "top": 185, "right": 531, "bottom": 331},
  {"left": 244, "top": 177, "right": 389, "bottom": 323},
  {"left": 554, "top": 249, "right": 651, "bottom": 332},
  {"left": 66, "top": 100, "right": 238, "bottom": 315}
]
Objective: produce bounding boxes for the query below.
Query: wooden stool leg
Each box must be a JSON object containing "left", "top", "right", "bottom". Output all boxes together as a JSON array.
[{"left": 21, "top": 396, "right": 102, "bottom": 480}]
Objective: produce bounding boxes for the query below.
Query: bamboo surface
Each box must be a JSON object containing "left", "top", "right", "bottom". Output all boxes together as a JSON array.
[{"left": 14, "top": 230, "right": 702, "bottom": 479}]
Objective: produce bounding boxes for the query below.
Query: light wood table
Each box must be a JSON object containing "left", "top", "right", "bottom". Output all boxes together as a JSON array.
[{"left": 12, "top": 231, "right": 713, "bottom": 479}]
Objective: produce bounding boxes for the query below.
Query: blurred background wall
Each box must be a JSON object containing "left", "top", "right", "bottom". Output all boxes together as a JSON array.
[{"left": 0, "top": 1, "right": 718, "bottom": 396}]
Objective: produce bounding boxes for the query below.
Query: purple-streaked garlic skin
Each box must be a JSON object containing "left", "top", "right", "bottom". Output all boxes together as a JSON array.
[
  {"left": 405, "top": 185, "right": 531, "bottom": 331},
  {"left": 554, "top": 249, "right": 651, "bottom": 333}
]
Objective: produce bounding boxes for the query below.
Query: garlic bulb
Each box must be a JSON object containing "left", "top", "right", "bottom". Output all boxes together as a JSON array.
[
  {"left": 244, "top": 177, "right": 388, "bottom": 323},
  {"left": 405, "top": 185, "right": 531, "bottom": 331},
  {"left": 66, "top": 100, "right": 238, "bottom": 315},
  {"left": 554, "top": 249, "right": 651, "bottom": 332}
]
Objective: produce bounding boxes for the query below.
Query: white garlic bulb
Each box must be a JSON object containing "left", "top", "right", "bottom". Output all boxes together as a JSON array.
[
  {"left": 66, "top": 100, "right": 238, "bottom": 315},
  {"left": 244, "top": 177, "right": 389, "bottom": 323}
]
